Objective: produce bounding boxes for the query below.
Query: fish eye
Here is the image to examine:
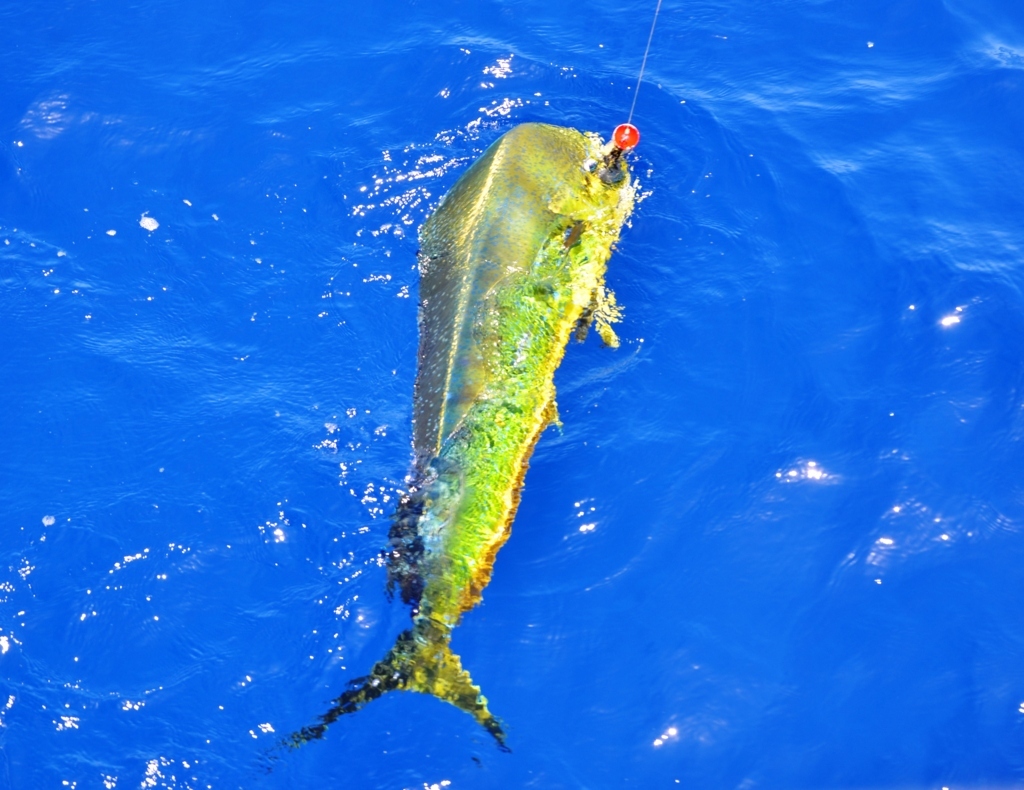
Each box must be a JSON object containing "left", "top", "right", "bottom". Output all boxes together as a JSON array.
[{"left": 581, "top": 158, "right": 598, "bottom": 173}]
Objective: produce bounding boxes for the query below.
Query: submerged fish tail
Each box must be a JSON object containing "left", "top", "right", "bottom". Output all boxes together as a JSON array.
[{"left": 287, "top": 618, "right": 507, "bottom": 750}]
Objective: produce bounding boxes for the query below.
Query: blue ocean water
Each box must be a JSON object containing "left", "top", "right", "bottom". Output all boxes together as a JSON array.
[{"left": 3, "top": 0, "right": 1024, "bottom": 786}]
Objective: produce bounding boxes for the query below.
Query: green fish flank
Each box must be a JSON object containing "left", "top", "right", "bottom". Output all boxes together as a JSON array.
[{"left": 289, "top": 123, "right": 634, "bottom": 751}]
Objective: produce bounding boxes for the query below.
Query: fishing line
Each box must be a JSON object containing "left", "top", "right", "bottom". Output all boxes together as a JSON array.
[
  {"left": 627, "top": 0, "right": 663, "bottom": 126},
  {"left": 601, "top": 0, "right": 661, "bottom": 175}
]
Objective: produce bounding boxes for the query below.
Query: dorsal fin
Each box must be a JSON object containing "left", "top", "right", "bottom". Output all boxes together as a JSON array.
[{"left": 413, "top": 124, "right": 584, "bottom": 464}]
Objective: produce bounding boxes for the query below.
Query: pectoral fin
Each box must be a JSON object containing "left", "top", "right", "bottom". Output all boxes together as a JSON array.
[
  {"left": 593, "top": 286, "right": 623, "bottom": 349},
  {"left": 575, "top": 286, "right": 623, "bottom": 348},
  {"left": 286, "top": 620, "right": 507, "bottom": 750}
]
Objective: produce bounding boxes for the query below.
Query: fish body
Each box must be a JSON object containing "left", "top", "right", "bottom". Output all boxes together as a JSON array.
[{"left": 294, "top": 122, "right": 634, "bottom": 748}]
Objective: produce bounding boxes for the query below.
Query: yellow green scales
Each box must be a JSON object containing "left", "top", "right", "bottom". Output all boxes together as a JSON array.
[{"left": 291, "top": 122, "right": 635, "bottom": 749}]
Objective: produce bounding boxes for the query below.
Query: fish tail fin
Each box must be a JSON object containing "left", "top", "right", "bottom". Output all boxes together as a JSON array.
[{"left": 286, "top": 620, "right": 508, "bottom": 750}]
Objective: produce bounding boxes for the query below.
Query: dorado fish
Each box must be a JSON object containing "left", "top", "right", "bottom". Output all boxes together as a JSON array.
[{"left": 292, "top": 122, "right": 637, "bottom": 749}]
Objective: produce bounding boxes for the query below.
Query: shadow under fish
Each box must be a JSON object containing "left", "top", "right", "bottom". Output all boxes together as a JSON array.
[{"left": 289, "top": 122, "right": 636, "bottom": 750}]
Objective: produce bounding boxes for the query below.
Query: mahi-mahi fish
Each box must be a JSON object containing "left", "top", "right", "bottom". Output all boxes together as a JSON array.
[{"left": 292, "top": 122, "right": 635, "bottom": 749}]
